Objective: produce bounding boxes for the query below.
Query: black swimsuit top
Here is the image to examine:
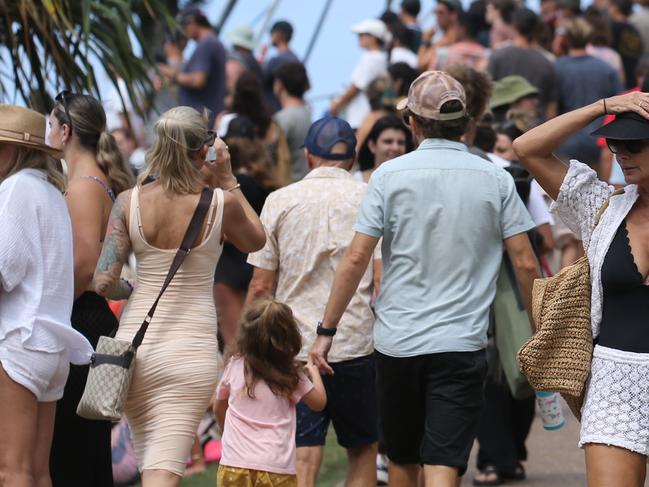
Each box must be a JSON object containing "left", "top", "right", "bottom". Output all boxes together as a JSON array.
[{"left": 597, "top": 220, "right": 649, "bottom": 353}]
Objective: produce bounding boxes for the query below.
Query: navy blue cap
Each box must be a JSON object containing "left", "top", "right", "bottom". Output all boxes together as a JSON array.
[{"left": 304, "top": 117, "right": 357, "bottom": 161}]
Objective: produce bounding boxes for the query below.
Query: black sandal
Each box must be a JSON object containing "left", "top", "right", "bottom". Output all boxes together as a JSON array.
[
  {"left": 502, "top": 463, "right": 526, "bottom": 481},
  {"left": 473, "top": 465, "right": 504, "bottom": 486}
]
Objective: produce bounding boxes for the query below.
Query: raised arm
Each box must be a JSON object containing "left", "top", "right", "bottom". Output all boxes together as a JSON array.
[
  {"left": 206, "top": 138, "right": 266, "bottom": 253},
  {"left": 92, "top": 190, "right": 133, "bottom": 300},
  {"left": 513, "top": 92, "right": 649, "bottom": 200}
]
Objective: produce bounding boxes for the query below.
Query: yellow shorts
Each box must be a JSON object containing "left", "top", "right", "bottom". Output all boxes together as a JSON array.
[{"left": 217, "top": 465, "right": 297, "bottom": 487}]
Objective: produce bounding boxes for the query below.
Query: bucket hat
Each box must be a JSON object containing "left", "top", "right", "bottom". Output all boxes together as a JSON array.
[
  {"left": 591, "top": 112, "right": 649, "bottom": 140},
  {"left": 396, "top": 70, "right": 466, "bottom": 120},
  {"left": 491, "top": 76, "right": 539, "bottom": 109},
  {"left": 227, "top": 25, "right": 256, "bottom": 51},
  {"left": 0, "top": 105, "right": 62, "bottom": 157}
]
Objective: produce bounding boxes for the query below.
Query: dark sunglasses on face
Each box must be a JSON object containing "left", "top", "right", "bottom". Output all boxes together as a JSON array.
[
  {"left": 607, "top": 138, "right": 649, "bottom": 155},
  {"left": 203, "top": 130, "right": 217, "bottom": 147},
  {"left": 55, "top": 90, "right": 75, "bottom": 134}
]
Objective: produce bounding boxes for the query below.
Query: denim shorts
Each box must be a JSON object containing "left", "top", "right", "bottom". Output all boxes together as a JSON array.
[{"left": 296, "top": 354, "right": 378, "bottom": 449}]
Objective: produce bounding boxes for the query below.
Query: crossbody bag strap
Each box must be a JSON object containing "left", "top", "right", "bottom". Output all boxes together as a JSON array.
[{"left": 131, "top": 187, "right": 213, "bottom": 349}]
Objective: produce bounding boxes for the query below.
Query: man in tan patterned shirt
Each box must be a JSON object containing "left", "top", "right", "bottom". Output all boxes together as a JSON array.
[{"left": 246, "top": 117, "right": 380, "bottom": 487}]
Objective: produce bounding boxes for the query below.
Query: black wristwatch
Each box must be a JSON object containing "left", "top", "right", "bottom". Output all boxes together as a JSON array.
[{"left": 316, "top": 322, "right": 337, "bottom": 336}]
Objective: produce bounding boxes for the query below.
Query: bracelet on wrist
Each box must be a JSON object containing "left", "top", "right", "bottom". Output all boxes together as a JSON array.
[
  {"left": 603, "top": 98, "right": 608, "bottom": 115},
  {"left": 120, "top": 278, "right": 133, "bottom": 293},
  {"left": 225, "top": 182, "right": 241, "bottom": 192}
]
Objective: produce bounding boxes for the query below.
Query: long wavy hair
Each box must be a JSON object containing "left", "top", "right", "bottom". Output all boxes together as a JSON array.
[
  {"left": 236, "top": 299, "right": 303, "bottom": 399},
  {"left": 140, "top": 106, "right": 208, "bottom": 194},
  {"left": 52, "top": 94, "right": 134, "bottom": 194},
  {"left": 3, "top": 145, "right": 66, "bottom": 192}
]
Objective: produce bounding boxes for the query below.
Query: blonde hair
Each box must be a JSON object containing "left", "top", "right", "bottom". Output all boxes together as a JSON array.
[
  {"left": 53, "top": 94, "right": 134, "bottom": 194},
  {"left": 139, "top": 107, "right": 207, "bottom": 194},
  {"left": 3, "top": 145, "right": 66, "bottom": 192}
]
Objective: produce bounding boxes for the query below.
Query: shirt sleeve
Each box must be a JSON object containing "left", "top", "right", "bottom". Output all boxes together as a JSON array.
[
  {"left": 185, "top": 39, "right": 213, "bottom": 74},
  {"left": 247, "top": 195, "right": 280, "bottom": 270},
  {"left": 0, "top": 178, "right": 32, "bottom": 292},
  {"left": 526, "top": 182, "right": 554, "bottom": 226},
  {"left": 351, "top": 54, "right": 385, "bottom": 91},
  {"left": 497, "top": 169, "right": 536, "bottom": 239},
  {"left": 215, "top": 358, "right": 234, "bottom": 400},
  {"left": 353, "top": 172, "right": 385, "bottom": 238},
  {"left": 291, "top": 370, "right": 314, "bottom": 404},
  {"left": 551, "top": 160, "right": 614, "bottom": 249}
]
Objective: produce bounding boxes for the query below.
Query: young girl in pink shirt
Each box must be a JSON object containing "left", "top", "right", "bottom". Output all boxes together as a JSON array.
[{"left": 214, "top": 299, "right": 326, "bottom": 487}]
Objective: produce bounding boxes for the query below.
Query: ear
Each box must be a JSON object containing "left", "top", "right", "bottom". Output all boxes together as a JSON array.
[
  {"left": 61, "top": 123, "right": 72, "bottom": 144},
  {"left": 305, "top": 149, "right": 314, "bottom": 169}
]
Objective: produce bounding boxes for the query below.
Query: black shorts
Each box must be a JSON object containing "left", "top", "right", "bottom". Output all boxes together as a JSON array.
[
  {"left": 375, "top": 349, "right": 487, "bottom": 475},
  {"left": 296, "top": 354, "right": 378, "bottom": 449}
]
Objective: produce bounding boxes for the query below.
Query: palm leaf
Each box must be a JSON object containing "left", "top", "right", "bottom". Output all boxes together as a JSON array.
[{"left": 0, "top": 0, "right": 176, "bottom": 116}]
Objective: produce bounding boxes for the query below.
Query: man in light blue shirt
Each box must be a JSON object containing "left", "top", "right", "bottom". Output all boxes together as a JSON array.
[{"left": 309, "top": 71, "right": 539, "bottom": 487}]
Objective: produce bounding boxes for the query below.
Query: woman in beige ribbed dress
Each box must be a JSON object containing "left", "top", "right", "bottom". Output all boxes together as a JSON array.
[{"left": 91, "top": 106, "right": 266, "bottom": 487}]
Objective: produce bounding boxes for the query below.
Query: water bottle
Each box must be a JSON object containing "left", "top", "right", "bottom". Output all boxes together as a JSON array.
[{"left": 536, "top": 391, "right": 565, "bottom": 430}]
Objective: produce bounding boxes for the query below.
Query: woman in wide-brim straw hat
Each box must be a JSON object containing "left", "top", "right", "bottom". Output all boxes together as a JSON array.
[
  {"left": 0, "top": 104, "right": 93, "bottom": 485},
  {"left": 514, "top": 91, "right": 649, "bottom": 486}
]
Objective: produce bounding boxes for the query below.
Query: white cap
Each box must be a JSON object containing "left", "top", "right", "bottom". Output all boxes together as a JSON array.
[{"left": 351, "top": 19, "right": 392, "bottom": 44}]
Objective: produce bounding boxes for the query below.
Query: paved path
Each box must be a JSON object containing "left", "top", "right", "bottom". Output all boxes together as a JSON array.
[{"left": 461, "top": 409, "right": 649, "bottom": 487}]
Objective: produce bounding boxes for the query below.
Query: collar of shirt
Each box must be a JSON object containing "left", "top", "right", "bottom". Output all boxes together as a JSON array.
[
  {"left": 417, "top": 138, "right": 469, "bottom": 152},
  {"left": 303, "top": 166, "right": 354, "bottom": 180}
]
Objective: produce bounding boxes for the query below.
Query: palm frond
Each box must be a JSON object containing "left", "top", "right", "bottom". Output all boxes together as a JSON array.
[{"left": 0, "top": 0, "right": 176, "bottom": 116}]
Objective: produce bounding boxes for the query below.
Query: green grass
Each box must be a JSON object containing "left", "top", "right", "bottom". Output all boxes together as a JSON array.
[{"left": 135, "top": 430, "right": 348, "bottom": 487}]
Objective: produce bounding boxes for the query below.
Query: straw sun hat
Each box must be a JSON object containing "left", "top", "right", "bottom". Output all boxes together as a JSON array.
[{"left": 0, "top": 104, "right": 62, "bottom": 158}]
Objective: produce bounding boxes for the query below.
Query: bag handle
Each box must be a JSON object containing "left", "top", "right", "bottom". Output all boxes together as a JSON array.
[
  {"left": 593, "top": 188, "right": 625, "bottom": 229},
  {"left": 131, "top": 187, "right": 213, "bottom": 349}
]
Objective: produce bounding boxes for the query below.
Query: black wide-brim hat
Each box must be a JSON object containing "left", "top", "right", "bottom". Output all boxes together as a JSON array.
[{"left": 591, "top": 112, "right": 649, "bottom": 140}]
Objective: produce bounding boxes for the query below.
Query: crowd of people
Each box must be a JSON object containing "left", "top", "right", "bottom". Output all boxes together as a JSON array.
[{"left": 2, "top": 1, "right": 649, "bottom": 487}]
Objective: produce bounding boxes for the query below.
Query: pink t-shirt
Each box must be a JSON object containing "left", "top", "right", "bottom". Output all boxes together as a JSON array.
[{"left": 216, "top": 356, "right": 314, "bottom": 475}]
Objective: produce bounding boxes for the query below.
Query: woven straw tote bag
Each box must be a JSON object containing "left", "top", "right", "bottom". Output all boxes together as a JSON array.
[{"left": 517, "top": 190, "right": 623, "bottom": 420}]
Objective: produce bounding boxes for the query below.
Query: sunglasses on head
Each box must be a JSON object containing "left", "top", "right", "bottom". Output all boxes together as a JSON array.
[
  {"left": 55, "top": 90, "right": 75, "bottom": 134},
  {"left": 606, "top": 138, "right": 649, "bottom": 155}
]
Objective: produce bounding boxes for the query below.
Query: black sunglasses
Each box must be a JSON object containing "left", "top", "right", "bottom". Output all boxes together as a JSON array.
[
  {"left": 606, "top": 138, "right": 649, "bottom": 155},
  {"left": 55, "top": 90, "right": 75, "bottom": 134},
  {"left": 203, "top": 130, "right": 217, "bottom": 147}
]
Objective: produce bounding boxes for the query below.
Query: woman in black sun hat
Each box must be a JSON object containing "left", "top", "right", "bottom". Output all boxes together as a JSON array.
[{"left": 513, "top": 91, "right": 649, "bottom": 487}]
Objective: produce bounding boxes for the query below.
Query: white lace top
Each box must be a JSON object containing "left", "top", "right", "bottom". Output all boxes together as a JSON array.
[{"left": 552, "top": 161, "right": 640, "bottom": 339}]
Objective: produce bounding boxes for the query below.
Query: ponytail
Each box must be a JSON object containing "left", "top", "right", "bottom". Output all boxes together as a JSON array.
[{"left": 97, "top": 131, "right": 135, "bottom": 195}]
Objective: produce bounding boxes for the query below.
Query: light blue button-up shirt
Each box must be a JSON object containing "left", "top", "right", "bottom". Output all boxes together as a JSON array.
[{"left": 353, "top": 139, "right": 535, "bottom": 357}]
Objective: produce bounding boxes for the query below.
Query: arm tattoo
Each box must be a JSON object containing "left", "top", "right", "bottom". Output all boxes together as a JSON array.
[{"left": 93, "top": 191, "right": 133, "bottom": 299}]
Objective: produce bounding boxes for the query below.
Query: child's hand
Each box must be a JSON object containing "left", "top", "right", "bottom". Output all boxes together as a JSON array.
[{"left": 304, "top": 361, "right": 320, "bottom": 381}]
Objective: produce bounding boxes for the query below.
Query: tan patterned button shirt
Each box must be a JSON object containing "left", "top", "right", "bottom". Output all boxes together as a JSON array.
[{"left": 247, "top": 167, "right": 378, "bottom": 363}]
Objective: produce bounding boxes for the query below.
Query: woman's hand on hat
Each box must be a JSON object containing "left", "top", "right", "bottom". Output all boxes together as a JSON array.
[
  {"left": 605, "top": 91, "right": 649, "bottom": 119},
  {"left": 206, "top": 137, "right": 236, "bottom": 189}
]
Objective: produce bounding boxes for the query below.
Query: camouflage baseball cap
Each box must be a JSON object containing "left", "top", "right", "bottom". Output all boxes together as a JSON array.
[{"left": 396, "top": 70, "right": 467, "bottom": 121}]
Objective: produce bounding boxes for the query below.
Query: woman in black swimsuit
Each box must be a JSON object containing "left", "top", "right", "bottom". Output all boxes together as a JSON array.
[
  {"left": 514, "top": 91, "right": 649, "bottom": 487},
  {"left": 47, "top": 92, "right": 135, "bottom": 487}
]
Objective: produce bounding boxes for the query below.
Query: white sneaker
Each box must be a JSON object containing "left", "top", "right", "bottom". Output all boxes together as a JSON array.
[{"left": 376, "top": 453, "right": 389, "bottom": 485}]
